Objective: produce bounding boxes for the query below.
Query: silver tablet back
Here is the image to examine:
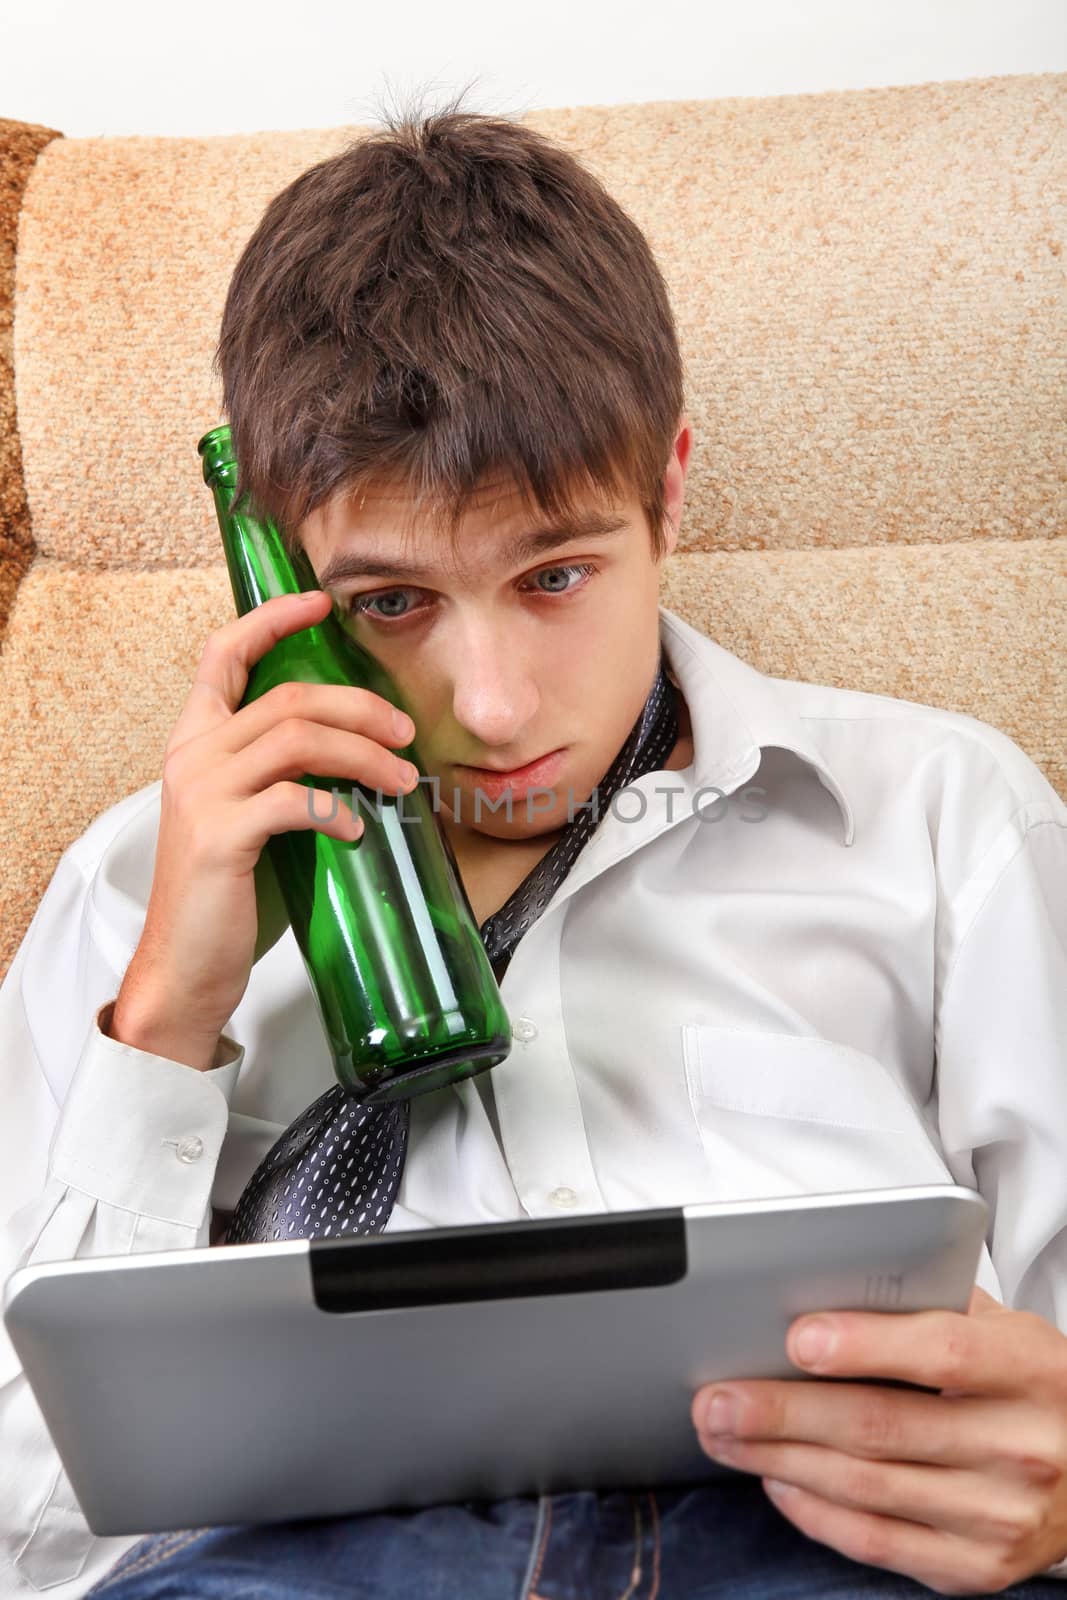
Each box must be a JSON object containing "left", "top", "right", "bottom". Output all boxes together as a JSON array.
[{"left": 3, "top": 1183, "right": 988, "bottom": 1535}]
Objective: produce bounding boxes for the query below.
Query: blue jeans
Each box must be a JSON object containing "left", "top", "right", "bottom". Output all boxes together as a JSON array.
[{"left": 87, "top": 1479, "right": 1066, "bottom": 1599}]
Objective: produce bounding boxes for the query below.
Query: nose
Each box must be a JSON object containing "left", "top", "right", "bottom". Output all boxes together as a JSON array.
[{"left": 447, "top": 622, "right": 540, "bottom": 752}]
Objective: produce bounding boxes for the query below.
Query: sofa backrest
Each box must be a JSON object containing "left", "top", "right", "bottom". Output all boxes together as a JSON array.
[{"left": 1, "top": 74, "right": 1064, "bottom": 978}]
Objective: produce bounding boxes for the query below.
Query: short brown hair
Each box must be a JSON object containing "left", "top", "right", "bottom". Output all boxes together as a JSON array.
[{"left": 215, "top": 86, "right": 685, "bottom": 561}]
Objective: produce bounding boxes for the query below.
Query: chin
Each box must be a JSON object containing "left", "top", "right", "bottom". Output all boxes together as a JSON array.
[
  {"left": 446, "top": 795, "right": 572, "bottom": 840},
  {"left": 475, "top": 808, "right": 567, "bottom": 841}
]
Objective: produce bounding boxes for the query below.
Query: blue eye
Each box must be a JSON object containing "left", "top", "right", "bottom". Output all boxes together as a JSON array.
[
  {"left": 532, "top": 564, "right": 591, "bottom": 594},
  {"left": 347, "top": 589, "right": 413, "bottom": 620},
  {"left": 349, "top": 590, "right": 412, "bottom": 620},
  {"left": 347, "top": 562, "right": 597, "bottom": 623}
]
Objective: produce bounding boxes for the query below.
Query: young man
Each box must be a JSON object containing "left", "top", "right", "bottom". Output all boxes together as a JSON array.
[{"left": 2, "top": 96, "right": 1067, "bottom": 1599}]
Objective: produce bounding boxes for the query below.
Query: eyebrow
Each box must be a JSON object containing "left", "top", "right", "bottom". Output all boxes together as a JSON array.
[{"left": 315, "top": 512, "right": 630, "bottom": 590}]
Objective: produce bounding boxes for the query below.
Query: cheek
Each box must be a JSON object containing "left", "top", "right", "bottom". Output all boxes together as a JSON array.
[
  {"left": 555, "top": 592, "right": 644, "bottom": 668},
  {"left": 565, "top": 591, "right": 660, "bottom": 676}
]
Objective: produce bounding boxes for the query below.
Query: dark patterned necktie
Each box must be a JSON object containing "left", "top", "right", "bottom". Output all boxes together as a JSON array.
[{"left": 225, "top": 653, "right": 680, "bottom": 1244}]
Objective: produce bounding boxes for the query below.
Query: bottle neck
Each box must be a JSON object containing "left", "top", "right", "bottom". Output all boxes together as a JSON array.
[{"left": 209, "top": 468, "right": 318, "bottom": 615}]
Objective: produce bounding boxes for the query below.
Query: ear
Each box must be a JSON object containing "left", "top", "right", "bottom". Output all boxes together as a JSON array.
[{"left": 661, "top": 413, "right": 692, "bottom": 559}]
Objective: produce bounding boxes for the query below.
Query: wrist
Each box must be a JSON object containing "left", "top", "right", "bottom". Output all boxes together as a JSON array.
[{"left": 108, "top": 989, "right": 222, "bottom": 1073}]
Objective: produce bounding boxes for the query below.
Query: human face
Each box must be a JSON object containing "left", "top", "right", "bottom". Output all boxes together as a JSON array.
[{"left": 299, "top": 423, "right": 691, "bottom": 847}]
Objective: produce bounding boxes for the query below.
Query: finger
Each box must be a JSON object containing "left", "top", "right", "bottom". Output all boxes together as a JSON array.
[
  {"left": 700, "top": 1435, "right": 1039, "bottom": 1546},
  {"left": 173, "top": 591, "right": 333, "bottom": 749},
  {"left": 760, "top": 1478, "right": 1018, "bottom": 1597},
  {"left": 224, "top": 724, "right": 420, "bottom": 809},
  {"left": 783, "top": 1304, "right": 1060, "bottom": 1395},
  {"left": 693, "top": 1381, "right": 1059, "bottom": 1475},
  {"left": 210, "top": 680, "right": 415, "bottom": 764}
]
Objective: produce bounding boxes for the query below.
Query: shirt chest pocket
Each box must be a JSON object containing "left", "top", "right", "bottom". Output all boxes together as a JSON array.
[{"left": 681, "top": 1025, "right": 955, "bottom": 1201}]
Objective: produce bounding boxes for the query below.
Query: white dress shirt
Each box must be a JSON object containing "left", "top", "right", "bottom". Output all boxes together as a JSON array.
[{"left": 2, "top": 605, "right": 1066, "bottom": 1596}]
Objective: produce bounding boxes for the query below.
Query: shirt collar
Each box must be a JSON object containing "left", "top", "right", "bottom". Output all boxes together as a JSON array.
[{"left": 658, "top": 605, "right": 856, "bottom": 848}]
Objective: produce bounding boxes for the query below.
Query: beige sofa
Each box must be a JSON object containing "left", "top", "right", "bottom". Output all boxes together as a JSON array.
[{"left": 1, "top": 73, "right": 1064, "bottom": 982}]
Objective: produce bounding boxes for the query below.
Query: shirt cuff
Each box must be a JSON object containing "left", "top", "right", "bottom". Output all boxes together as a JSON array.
[
  {"left": 95, "top": 998, "right": 243, "bottom": 1073},
  {"left": 47, "top": 1000, "right": 245, "bottom": 1230}
]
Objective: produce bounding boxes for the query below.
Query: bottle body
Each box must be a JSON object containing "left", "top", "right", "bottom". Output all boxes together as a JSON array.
[{"left": 198, "top": 425, "right": 512, "bottom": 1103}]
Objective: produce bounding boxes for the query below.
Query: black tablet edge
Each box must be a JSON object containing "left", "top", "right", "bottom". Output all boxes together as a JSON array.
[{"left": 309, "top": 1208, "right": 688, "bottom": 1312}]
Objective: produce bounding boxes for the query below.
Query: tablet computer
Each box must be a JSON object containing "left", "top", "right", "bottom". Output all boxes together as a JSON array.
[{"left": 3, "top": 1182, "right": 988, "bottom": 1536}]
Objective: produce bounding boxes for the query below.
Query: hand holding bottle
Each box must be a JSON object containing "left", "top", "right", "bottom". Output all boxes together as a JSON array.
[{"left": 109, "top": 591, "right": 419, "bottom": 1071}]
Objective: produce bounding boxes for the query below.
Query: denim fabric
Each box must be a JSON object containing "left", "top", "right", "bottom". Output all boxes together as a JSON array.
[{"left": 87, "top": 1477, "right": 1067, "bottom": 1599}]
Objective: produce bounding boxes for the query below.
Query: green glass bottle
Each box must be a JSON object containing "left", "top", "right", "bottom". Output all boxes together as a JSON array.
[{"left": 198, "top": 424, "right": 512, "bottom": 1104}]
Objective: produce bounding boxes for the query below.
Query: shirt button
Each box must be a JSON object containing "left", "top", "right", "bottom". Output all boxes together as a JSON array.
[
  {"left": 512, "top": 1016, "right": 538, "bottom": 1043},
  {"left": 548, "top": 1186, "right": 578, "bottom": 1208},
  {"left": 175, "top": 1136, "right": 204, "bottom": 1164}
]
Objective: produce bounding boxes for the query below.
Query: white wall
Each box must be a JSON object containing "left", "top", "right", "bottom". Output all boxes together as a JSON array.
[{"left": 1, "top": 0, "right": 1065, "bottom": 137}]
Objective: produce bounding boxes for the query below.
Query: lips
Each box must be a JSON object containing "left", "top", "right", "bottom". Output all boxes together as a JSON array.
[{"left": 454, "top": 748, "right": 566, "bottom": 800}]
